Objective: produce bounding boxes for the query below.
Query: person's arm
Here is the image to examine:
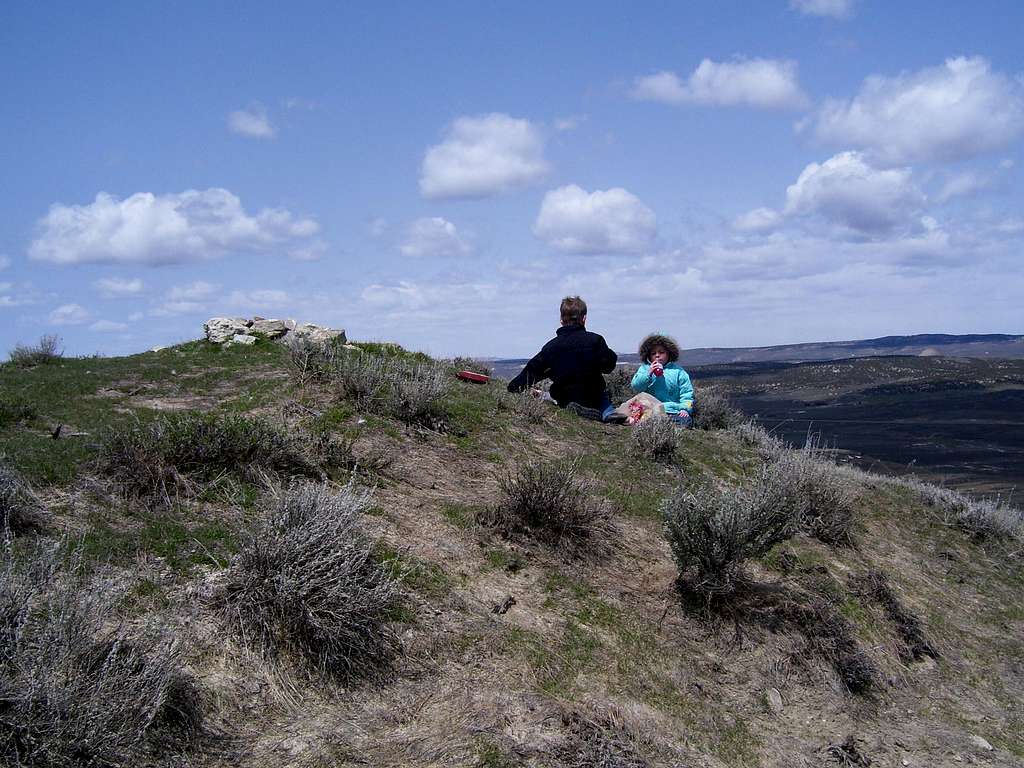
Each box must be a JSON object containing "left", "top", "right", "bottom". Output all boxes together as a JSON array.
[
  {"left": 507, "top": 350, "right": 549, "bottom": 393},
  {"left": 661, "top": 369, "right": 695, "bottom": 413},
  {"left": 598, "top": 338, "right": 617, "bottom": 374},
  {"left": 631, "top": 364, "right": 654, "bottom": 392}
]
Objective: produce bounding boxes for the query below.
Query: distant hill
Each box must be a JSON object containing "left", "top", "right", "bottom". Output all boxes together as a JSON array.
[{"left": 492, "top": 333, "right": 1024, "bottom": 379}]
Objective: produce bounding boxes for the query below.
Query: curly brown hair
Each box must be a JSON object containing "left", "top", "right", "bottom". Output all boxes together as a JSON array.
[{"left": 638, "top": 333, "right": 680, "bottom": 363}]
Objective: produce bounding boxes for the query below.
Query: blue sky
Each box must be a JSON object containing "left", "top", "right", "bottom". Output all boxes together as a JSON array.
[{"left": 2, "top": 0, "right": 1022, "bottom": 358}]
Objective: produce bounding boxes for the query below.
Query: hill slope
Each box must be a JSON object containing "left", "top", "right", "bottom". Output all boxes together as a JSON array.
[{"left": 1, "top": 340, "right": 1022, "bottom": 767}]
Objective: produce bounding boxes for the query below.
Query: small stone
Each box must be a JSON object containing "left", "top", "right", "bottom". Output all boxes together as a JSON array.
[
  {"left": 970, "top": 735, "right": 994, "bottom": 751},
  {"left": 231, "top": 334, "right": 258, "bottom": 346},
  {"left": 767, "top": 687, "right": 783, "bottom": 713}
]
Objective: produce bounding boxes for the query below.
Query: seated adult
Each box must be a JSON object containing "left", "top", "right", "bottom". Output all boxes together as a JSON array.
[{"left": 507, "top": 296, "right": 626, "bottom": 424}]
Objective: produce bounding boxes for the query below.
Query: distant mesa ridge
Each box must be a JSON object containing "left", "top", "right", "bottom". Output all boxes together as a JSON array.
[{"left": 492, "top": 333, "right": 1024, "bottom": 378}]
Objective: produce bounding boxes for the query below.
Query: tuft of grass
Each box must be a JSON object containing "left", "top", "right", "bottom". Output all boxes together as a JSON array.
[
  {"left": 691, "top": 386, "right": 741, "bottom": 431},
  {"left": 502, "top": 390, "right": 549, "bottom": 424},
  {"left": 556, "top": 711, "right": 647, "bottom": 768},
  {"left": 0, "top": 536, "right": 201, "bottom": 765},
  {"left": 781, "top": 598, "right": 878, "bottom": 693},
  {"left": 8, "top": 334, "right": 63, "bottom": 368},
  {"left": 479, "top": 458, "right": 612, "bottom": 556},
  {"left": 629, "top": 416, "right": 678, "bottom": 463},
  {"left": 218, "top": 482, "right": 401, "bottom": 679},
  {"left": 0, "top": 395, "right": 37, "bottom": 429},
  {"left": 97, "top": 411, "right": 322, "bottom": 504},
  {"left": 663, "top": 468, "right": 799, "bottom": 595},
  {"left": 0, "top": 462, "right": 46, "bottom": 535},
  {"left": 448, "top": 356, "right": 493, "bottom": 377}
]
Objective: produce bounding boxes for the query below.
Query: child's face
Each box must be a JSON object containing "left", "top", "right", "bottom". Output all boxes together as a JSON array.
[{"left": 650, "top": 345, "right": 669, "bottom": 365}]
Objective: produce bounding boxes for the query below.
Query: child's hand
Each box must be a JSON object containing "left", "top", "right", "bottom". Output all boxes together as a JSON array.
[{"left": 651, "top": 362, "right": 664, "bottom": 377}]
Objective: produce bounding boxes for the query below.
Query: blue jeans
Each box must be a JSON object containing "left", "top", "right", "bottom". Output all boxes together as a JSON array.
[
  {"left": 600, "top": 393, "right": 615, "bottom": 421},
  {"left": 668, "top": 411, "right": 692, "bottom": 428}
]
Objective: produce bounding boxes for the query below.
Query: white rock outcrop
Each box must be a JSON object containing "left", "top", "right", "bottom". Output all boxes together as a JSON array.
[
  {"left": 203, "top": 317, "right": 345, "bottom": 346},
  {"left": 204, "top": 317, "right": 253, "bottom": 344}
]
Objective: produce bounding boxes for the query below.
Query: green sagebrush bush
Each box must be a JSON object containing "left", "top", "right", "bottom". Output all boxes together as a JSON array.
[
  {"left": 217, "top": 482, "right": 401, "bottom": 679},
  {"left": 480, "top": 458, "right": 612, "bottom": 556},
  {"left": 663, "top": 468, "right": 799, "bottom": 595},
  {"left": 0, "top": 536, "right": 201, "bottom": 766},
  {"left": 97, "top": 411, "right": 323, "bottom": 503},
  {"left": 8, "top": 334, "right": 63, "bottom": 368}
]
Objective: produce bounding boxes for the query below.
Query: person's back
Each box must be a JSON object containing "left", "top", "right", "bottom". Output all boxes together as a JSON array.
[{"left": 507, "top": 296, "right": 622, "bottom": 421}]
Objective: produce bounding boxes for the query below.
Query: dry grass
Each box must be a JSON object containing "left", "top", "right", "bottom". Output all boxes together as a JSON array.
[
  {"left": 899, "top": 477, "right": 1024, "bottom": 542},
  {"left": 0, "top": 462, "right": 46, "bottom": 535},
  {"left": 0, "top": 536, "right": 200, "bottom": 766},
  {"left": 479, "top": 458, "right": 613, "bottom": 556},
  {"left": 851, "top": 570, "right": 938, "bottom": 663},
  {"left": 217, "top": 482, "right": 401, "bottom": 680},
  {"left": 501, "top": 389, "right": 550, "bottom": 424}
]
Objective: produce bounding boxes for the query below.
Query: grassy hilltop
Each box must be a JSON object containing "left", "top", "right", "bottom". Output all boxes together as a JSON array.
[{"left": 1, "top": 336, "right": 1022, "bottom": 767}]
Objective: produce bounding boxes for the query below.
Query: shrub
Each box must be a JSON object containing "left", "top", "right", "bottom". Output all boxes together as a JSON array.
[
  {"left": 730, "top": 421, "right": 786, "bottom": 460},
  {"left": 0, "top": 395, "right": 37, "bottom": 429},
  {"left": 603, "top": 366, "right": 637, "bottom": 406},
  {"left": 392, "top": 362, "right": 450, "bottom": 428},
  {"left": 448, "top": 356, "right": 493, "bottom": 377},
  {"left": 97, "top": 412, "right": 322, "bottom": 503},
  {"left": 480, "top": 458, "right": 611, "bottom": 555},
  {"left": 765, "top": 445, "right": 858, "bottom": 546},
  {"left": 663, "top": 470, "right": 799, "bottom": 595},
  {"left": 902, "top": 478, "right": 1023, "bottom": 542},
  {"left": 630, "top": 416, "right": 678, "bottom": 462},
  {"left": 0, "top": 537, "right": 200, "bottom": 765},
  {"left": 218, "top": 483, "right": 400, "bottom": 679},
  {"left": 284, "top": 334, "right": 347, "bottom": 386},
  {"left": 691, "top": 386, "right": 741, "bottom": 430},
  {"left": 8, "top": 334, "right": 63, "bottom": 367},
  {"left": 0, "top": 462, "right": 46, "bottom": 535},
  {"left": 503, "top": 390, "right": 549, "bottom": 424}
]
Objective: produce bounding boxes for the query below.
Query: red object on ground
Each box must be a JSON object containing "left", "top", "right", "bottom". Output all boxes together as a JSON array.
[{"left": 457, "top": 370, "right": 490, "bottom": 384}]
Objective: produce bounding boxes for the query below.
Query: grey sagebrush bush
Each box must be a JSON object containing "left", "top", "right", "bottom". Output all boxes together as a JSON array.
[
  {"left": 8, "top": 334, "right": 63, "bottom": 368},
  {"left": 902, "top": 478, "right": 1024, "bottom": 542},
  {"left": 691, "top": 386, "right": 741, "bottom": 431},
  {"left": 503, "top": 390, "right": 549, "bottom": 424},
  {"left": 219, "top": 482, "right": 400, "bottom": 679},
  {"left": 480, "top": 458, "right": 611, "bottom": 555},
  {"left": 766, "top": 445, "right": 858, "bottom": 546},
  {"left": 663, "top": 470, "right": 798, "bottom": 595},
  {"left": 0, "top": 537, "right": 199, "bottom": 766},
  {"left": 630, "top": 416, "right": 678, "bottom": 462}
]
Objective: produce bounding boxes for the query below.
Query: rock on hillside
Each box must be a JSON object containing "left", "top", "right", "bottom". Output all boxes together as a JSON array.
[{"left": 203, "top": 316, "right": 345, "bottom": 346}]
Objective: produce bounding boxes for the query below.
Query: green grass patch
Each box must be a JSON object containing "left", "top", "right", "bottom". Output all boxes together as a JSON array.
[
  {"left": 440, "top": 500, "right": 479, "bottom": 529},
  {"left": 378, "top": 546, "right": 454, "bottom": 599}
]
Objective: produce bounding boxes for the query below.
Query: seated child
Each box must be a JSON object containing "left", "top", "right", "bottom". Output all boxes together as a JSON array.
[{"left": 630, "top": 333, "right": 694, "bottom": 426}]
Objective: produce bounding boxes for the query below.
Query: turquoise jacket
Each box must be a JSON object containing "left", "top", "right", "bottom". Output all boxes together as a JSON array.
[{"left": 630, "top": 362, "right": 694, "bottom": 414}]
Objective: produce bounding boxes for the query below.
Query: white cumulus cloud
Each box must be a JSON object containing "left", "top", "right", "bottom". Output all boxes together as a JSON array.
[
  {"left": 813, "top": 56, "right": 1024, "bottom": 164},
  {"left": 0, "top": 255, "right": 9, "bottom": 271},
  {"left": 419, "top": 113, "right": 548, "bottom": 199},
  {"left": 168, "top": 281, "right": 218, "bottom": 301},
  {"left": 30, "top": 188, "right": 319, "bottom": 266},
  {"left": 632, "top": 58, "right": 808, "bottom": 110},
  {"left": 534, "top": 185, "right": 657, "bottom": 255},
  {"left": 400, "top": 217, "right": 472, "bottom": 258},
  {"left": 784, "top": 152, "right": 924, "bottom": 234},
  {"left": 89, "top": 319, "right": 129, "bottom": 332},
  {"left": 789, "top": 0, "right": 855, "bottom": 19},
  {"left": 732, "top": 207, "right": 783, "bottom": 233},
  {"left": 94, "top": 277, "right": 143, "bottom": 297},
  {"left": 361, "top": 280, "right": 497, "bottom": 312},
  {"left": 49, "top": 303, "right": 90, "bottom": 326},
  {"left": 227, "top": 104, "right": 275, "bottom": 138},
  {"left": 226, "top": 289, "right": 291, "bottom": 309}
]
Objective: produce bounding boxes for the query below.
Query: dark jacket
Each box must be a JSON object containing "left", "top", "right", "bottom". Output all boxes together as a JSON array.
[{"left": 507, "top": 325, "right": 617, "bottom": 409}]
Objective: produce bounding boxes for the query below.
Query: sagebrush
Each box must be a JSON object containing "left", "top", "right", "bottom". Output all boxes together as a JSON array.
[
  {"left": 663, "top": 469, "right": 799, "bottom": 594},
  {"left": 630, "top": 416, "right": 678, "bottom": 462},
  {"left": 502, "top": 389, "right": 550, "bottom": 424},
  {"left": 0, "top": 537, "right": 200, "bottom": 766},
  {"left": 8, "top": 334, "right": 63, "bottom": 368},
  {"left": 765, "top": 444, "right": 858, "bottom": 546},
  {"left": 0, "top": 395, "right": 37, "bottom": 429},
  {"left": 218, "top": 482, "right": 401, "bottom": 679},
  {"left": 603, "top": 366, "right": 637, "bottom": 406},
  {"left": 902, "top": 478, "right": 1023, "bottom": 542},
  {"left": 480, "top": 458, "right": 611, "bottom": 555},
  {"left": 691, "top": 386, "right": 741, "bottom": 431},
  {"left": 97, "top": 412, "right": 322, "bottom": 503}
]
